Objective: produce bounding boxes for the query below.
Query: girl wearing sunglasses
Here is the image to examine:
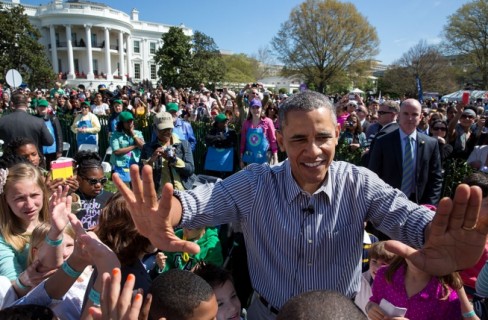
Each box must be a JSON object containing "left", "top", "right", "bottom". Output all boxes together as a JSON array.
[{"left": 73, "top": 151, "right": 113, "bottom": 230}]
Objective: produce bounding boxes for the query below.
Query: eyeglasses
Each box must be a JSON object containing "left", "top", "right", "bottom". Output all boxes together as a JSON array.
[
  {"left": 377, "top": 111, "right": 393, "bottom": 115},
  {"left": 81, "top": 176, "right": 108, "bottom": 185},
  {"left": 432, "top": 127, "right": 447, "bottom": 132},
  {"left": 461, "top": 114, "right": 475, "bottom": 120}
]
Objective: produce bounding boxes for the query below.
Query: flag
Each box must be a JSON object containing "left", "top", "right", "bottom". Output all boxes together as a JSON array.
[{"left": 416, "top": 76, "right": 423, "bottom": 103}]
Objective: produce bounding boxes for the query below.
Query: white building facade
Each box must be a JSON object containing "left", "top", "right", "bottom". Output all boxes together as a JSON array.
[{"left": 2, "top": 0, "right": 192, "bottom": 89}]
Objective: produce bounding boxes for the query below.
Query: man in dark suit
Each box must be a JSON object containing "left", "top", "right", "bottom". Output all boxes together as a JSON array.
[
  {"left": 368, "top": 98, "right": 443, "bottom": 205},
  {"left": 0, "top": 92, "right": 54, "bottom": 150}
]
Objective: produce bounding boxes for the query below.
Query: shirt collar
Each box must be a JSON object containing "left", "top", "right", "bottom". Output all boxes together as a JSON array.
[
  {"left": 399, "top": 128, "right": 417, "bottom": 141},
  {"left": 284, "top": 159, "right": 332, "bottom": 204}
]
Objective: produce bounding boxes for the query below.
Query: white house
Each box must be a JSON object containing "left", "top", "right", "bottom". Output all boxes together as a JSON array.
[{"left": 1, "top": 0, "right": 193, "bottom": 89}]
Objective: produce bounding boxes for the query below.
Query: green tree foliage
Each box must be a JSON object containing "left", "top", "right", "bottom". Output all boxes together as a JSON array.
[
  {"left": 444, "top": 0, "right": 488, "bottom": 89},
  {"left": 0, "top": 5, "right": 56, "bottom": 88},
  {"left": 191, "top": 31, "right": 225, "bottom": 86},
  {"left": 271, "top": 0, "right": 379, "bottom": 93},
  {"left": 154, "top": 28, "right": 224, "bottom": 88},
  {"left": 154, "top": 27, "right": 192, "bottom": 88},
  {"left": 221, "top": 54, "right": 259, "bottom": 83},
  {"left": 379, "top": 40, "right": 457, "bottom": 98}
]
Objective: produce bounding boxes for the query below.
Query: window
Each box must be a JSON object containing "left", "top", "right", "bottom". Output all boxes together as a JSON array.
[
  {"left": 150, "top": 64, "right": 156, "bottom": 79},
  {"left": 134, "top": 63, "right": 141, "bottom": 79},
  {"left": 117, "top": 63, "right": 120, "bottom": 76},
  {"left": 92, "top": 34, "right": 97, "bottom": 47},
  {"left": 55, "top": 33, "right": 60, "bottom": 46},
  {"left": 133, "top": 40, "right": 140, "bottom": 53},
  {"left": 93, "top": 59, "right": 98, "bottom": 75},
  {"left": 150, "top": 42, "right": 156, "bottom": 54},
  {"left": 58, "top": 59, "right": 62, "bottom": 72},
  {"left": 71, "top": 32, "right": 77, "bottom": 45},
  {"left": 74, "top": 59, "right": 79, "bottom": 73}
]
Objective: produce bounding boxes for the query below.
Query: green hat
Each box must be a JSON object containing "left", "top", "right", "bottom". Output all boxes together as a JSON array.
[
  {"left": 37, "top": 99, "right": 49, "bottom": 107},
  {"left": 215, "top": 113, "right": 228, "bottom": 123},
  {"left": 113, "top": 99, "right": 123, "bottom": 105},
  {"left": 118, "top": 111, "right": 134, "bottom": 122},
  {"left": 82, "top": 101, "right": 91, "bottom": 107},
  {"left": 166, "top": 102, "right": 179, "bottom": 113}
]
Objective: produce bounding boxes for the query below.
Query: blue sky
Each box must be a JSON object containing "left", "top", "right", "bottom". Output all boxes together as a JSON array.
[{"left": 19, "top": 0, "right": 469, "bottom": 65}]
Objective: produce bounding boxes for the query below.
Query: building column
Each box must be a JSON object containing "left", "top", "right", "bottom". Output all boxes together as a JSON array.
[
  {"left": 142, "top": 38, "right": 147, "bottom": 81},
  {"left": 49, "top": 25, "right": 59, "bottom": 73},
  {"left": 85, "top": 24, "right": 94, "bottom": 79},
  {"left": 126, "top": 34, "right": 132, "bottom": 81},
  {"left": 118, "top": 31, "right": 126, "bottom": 81},
  {"left": 104, "top": 27, "right": 112, "bottom": 80},
  {"left": 65, "top": 25, "right": 75, "bottom": 79}
]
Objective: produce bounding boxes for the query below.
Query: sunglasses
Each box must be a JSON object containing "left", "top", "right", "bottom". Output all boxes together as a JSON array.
[
  {"left": 81, "top": 176, "right": 108, "bottom": 185},
  {"left": 461, "top": 114, "right": 475, "bottom": 120},
  {"left": 377, "top": 111, "right": 392, "bottom": 115},
  {"left": 432, "top": 127, "right": 447, "bottom": 132}
]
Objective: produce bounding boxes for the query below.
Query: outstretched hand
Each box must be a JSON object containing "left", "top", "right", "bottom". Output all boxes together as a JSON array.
[
  {"left": 113, "top": 164, "right": 200, "bottom": 254},
  {"left": 386, "top": 184, "right": 487, "bottom": 276}
]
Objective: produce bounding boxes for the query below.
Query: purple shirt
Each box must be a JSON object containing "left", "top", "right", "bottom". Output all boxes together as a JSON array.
[{"left": 370, "top": 265, "right": 461, "bottom": 320}]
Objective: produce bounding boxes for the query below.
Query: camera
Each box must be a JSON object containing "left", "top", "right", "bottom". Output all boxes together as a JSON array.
[
  {"left": 252, "top": 83, "right": 258, "bottom": 88},
  {"left": 346, "top": 121, "right": 354, "bottom": 127},
  {"left": 163, "top": 146, "right": 177, "bottom": 164}
]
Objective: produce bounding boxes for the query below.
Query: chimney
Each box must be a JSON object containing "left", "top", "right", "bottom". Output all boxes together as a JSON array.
[{"left": 131, "top": 8, "right": 139, "bottom": 21}]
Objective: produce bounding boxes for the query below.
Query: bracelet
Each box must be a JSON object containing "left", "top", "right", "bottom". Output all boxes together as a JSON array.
[
  {"left": 88, "top": 288, "right": 101, "bottom": 306},
  {"left": 15, "top": 276, "right": 29, "bottom": 290},
  {"left": 463, "top": 310, "right": 476, "bottom": 318},
  {"left": 45, "top": 234, "right": 63, "bottom": 247},
  {"left": 61, "top": 260, "right": 82, "bottom": 278}
]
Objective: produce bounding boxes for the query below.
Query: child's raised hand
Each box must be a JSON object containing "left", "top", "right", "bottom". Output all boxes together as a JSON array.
[
  {"left": 89, "top": 268, "right": 156, "bottom": 320},
  {"left": 49, "top": 185, "right": 72, "bottom": 234}
]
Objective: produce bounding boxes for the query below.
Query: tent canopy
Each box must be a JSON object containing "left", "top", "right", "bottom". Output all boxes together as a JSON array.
[
  {"left": 350, "top": 88, "right": 364, "bottom": 94},
  {"left": 441, "top": 90, "right": 488, "bottom": 102}
]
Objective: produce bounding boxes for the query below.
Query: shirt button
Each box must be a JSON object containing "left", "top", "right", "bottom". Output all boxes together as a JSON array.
[{"left": 308, "top": 239, "right": 313, "bottom": 244}]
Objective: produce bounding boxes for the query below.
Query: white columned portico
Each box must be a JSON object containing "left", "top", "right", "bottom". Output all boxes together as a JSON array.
[
  {"left": 65, "top": 25, "right": 75, "bottom": 79},
  {"left": 126, "top": 34, "right": 132, "bottom": 80},
  {"left": 85, "top": 24, "right": 94, "bottom": 79},
  {"left": 49, "top": 25, "right": 59, "bottom": 73},
  {"left": 104, "top": 27, "right": 112, "bottom": 80},
  {"left": 118, "top": 31, "right": 126, "bottom": 81},
  {"left": 142, "top": 38, "right": 147, "bottom": 80}
]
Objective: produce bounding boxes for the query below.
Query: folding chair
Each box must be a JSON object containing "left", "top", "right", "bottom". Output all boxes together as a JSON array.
[
  {"left": 78, "top": 144, "right": 99, "bottom": 153},
  {"left": 62, "top": 142, "right": 70, "bottom": 157},
  {"left": 101, "top": 161, "right": 112, "bottom": 173},
  {"left": 103, "top": 146, "right": 112, "bottom": 162}
]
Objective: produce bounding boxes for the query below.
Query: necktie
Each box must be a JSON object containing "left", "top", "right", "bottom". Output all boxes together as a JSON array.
[{"left": 401, "top": 136, "right": 414, "bottom": 196}]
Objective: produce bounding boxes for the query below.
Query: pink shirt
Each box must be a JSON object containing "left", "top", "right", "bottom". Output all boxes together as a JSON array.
[
  {"left": 240, "top": 117, "right": 278, "bottom": 155},
  {"left": 370, "top": 265, "right": 461, "bottom": 320}
]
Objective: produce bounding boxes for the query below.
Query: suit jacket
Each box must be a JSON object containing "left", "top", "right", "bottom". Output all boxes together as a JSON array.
[
  {"left": 0, "top": 110, "right": 54, "bottom": 150},
  {"left": 368, "top": 129, "right": 443, "bottom": 205}
]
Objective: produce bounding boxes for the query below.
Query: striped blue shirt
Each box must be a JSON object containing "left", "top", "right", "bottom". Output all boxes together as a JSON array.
[{"left": 175, "top": 160, "right": 434, "bottom": 309}]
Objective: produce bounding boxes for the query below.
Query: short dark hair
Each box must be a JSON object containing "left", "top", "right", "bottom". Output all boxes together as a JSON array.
[
  {"left": 462, "top": 172, "right": 488, "bottom": 198},
  {"left": 277, "top": 291, "right": 366, "bottom": 320},
  {"left": 149, "top": 269, "right": 215, "bottom": 320},
  {"left": 193, "top": 262, "right": 234, "bottom": 289},
  {"left": 278, "top": 91, "right": 336, "bottom": 129},
  {"left": 11, "top": 92, "right": 28, "bottom": 108},
  {"left": 0, "top": 304, "right": 56, "bottom": 320}
]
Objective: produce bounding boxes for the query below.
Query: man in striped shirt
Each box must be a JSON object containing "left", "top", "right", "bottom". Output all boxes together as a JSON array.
[{"left": 115, "top": 91, "right": 486, "bottom": 320}]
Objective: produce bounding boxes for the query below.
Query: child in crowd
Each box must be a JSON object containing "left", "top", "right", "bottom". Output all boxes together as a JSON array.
[
  {"left": 366, "top": 255, "right": 464, "bottom": 320},
  {"left": 355, "top": 241, "right": 396, "bottom": 314},
  {"left": 73, "top": 151, "right": 113, "bottom": 230},
  {"left": 161, "top": 227, "right": 223, "bottom": 272},
  {"left": 194, "top": 263, "right": 245, "bottom": 320},
  {"left": 149, "top": 269, "right": 218, "bottom": 320},
  {"left": 277, "top": 290, "right": 366, "bottom": 320}
]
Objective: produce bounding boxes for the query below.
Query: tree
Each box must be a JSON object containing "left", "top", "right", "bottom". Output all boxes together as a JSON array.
[
  {"left": 154, "top": 28, "right": 224, "bottom": 89},
  {"left": 271, "top": 0, "right": 379, "bottom": 93},
  {"left": 251, "top": 45, "right": 276, "bottom": 79},
  {"left": 0, "top": 5, "right": 56, "bottom": 89},
  {"left": 443, "top": 0, "right": 488, "bottom": 89},
  {"left": 154, "top": 27, "right": 192, "bottom": 88},
  {"left": 380, "top": 40, "right": 457, "bottom": 98},
  {"left": 221, "top": 54, "right": 259, "bottom": 83}
]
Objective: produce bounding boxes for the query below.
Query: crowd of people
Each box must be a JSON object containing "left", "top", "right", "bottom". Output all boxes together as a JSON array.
[{"left": 0, "top": 80, "right": 487, "bottom": 320}]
